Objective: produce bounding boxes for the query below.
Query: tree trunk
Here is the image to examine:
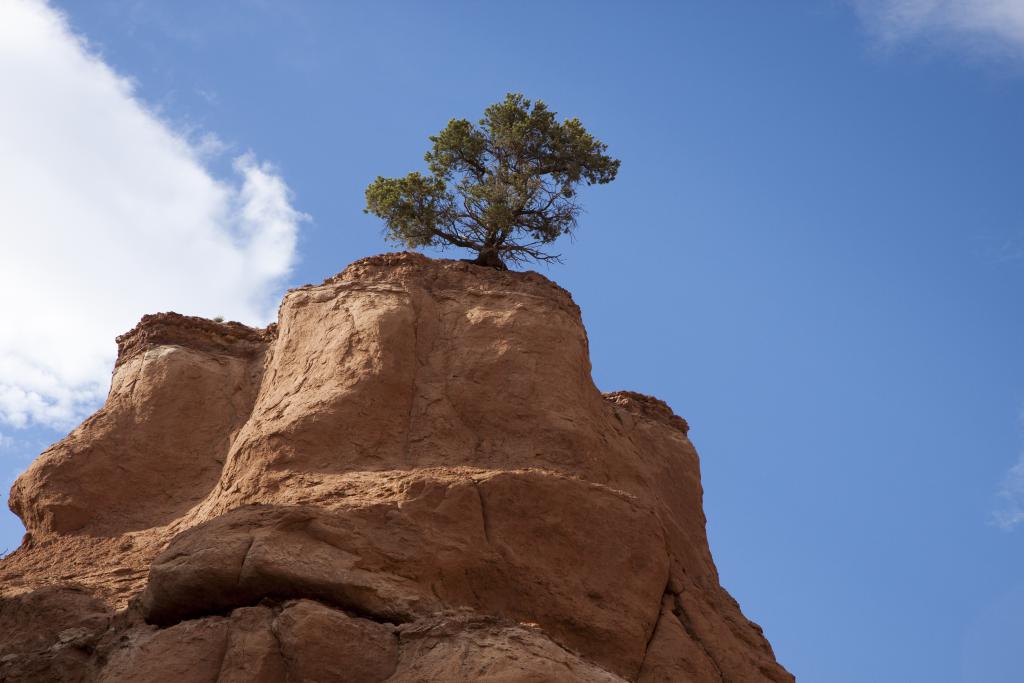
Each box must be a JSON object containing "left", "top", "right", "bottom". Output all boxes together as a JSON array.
[{"left": 472, "top": 249, "right": 507, "bottom": 270}]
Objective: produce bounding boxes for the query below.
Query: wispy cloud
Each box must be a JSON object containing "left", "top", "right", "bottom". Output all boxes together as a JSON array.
[
  {"left": 852, "top": 0, "right": 1024, "bottom": 58},
  {"left": 0, "top": 0, "right": 307, "bottom": 429},
  {"left": 992, "top": 454, "right": 1024, "bottom": 529}
]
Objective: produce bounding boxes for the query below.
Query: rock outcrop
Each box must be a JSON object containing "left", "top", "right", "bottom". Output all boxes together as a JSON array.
[{"left": 1, "top": 253, "right": 793, "bottom": 682}]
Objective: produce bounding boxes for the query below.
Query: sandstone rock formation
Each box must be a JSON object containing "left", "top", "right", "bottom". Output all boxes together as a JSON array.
[{"left": 0, "top": 253, "right": 794, "bottom": 682}]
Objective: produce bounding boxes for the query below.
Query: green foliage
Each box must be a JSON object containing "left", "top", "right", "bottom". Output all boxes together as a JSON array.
[{"left": 364, "top": 93, "right": 619, "bottom": 268}]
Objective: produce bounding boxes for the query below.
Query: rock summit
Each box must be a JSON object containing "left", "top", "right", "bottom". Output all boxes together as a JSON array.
[{"left": 1, "top": 253, "right": 793, "bottom": 682}]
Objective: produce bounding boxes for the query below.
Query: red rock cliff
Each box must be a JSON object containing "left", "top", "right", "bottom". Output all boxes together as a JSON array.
[{"left": 1, "top": 253, "right": 793, "bottom": 682}]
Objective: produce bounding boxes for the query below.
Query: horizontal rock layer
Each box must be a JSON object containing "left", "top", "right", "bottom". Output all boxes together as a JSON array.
[{"left": 1, "top": 252, "right": 792, "bottom": 681}]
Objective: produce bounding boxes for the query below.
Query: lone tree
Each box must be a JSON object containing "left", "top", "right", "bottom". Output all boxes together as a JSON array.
[{"left": 364, "top": 93, "right": 619, "bottom": 269}]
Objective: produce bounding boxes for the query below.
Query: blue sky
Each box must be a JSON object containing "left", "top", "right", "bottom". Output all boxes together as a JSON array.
[{"left": 2, "top": 1, "right": 1023, "bottom": 681}]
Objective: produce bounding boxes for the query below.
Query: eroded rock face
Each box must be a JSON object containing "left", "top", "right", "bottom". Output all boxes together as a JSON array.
[
  {"left": 1, "top": 253, "right": 793, "bottom": 682},
  {"left": 10, "top": 315, "right": 268, "bottom": 536}
]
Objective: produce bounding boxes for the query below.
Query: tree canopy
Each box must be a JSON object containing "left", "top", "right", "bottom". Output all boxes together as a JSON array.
[{"left": 364, "top": 93, "right": 619, "bottom": 269}]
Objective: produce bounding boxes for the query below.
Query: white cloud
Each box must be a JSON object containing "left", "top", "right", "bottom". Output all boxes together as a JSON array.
[
  {"left": 853, "top": 0, "right": 1024, "bottom": 56},
  {"left": 0, "top": 0, "right": 307, "bottom": 429},
  {"left": 992, "top": 454, "right": 1024, "bottom": 529}
]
